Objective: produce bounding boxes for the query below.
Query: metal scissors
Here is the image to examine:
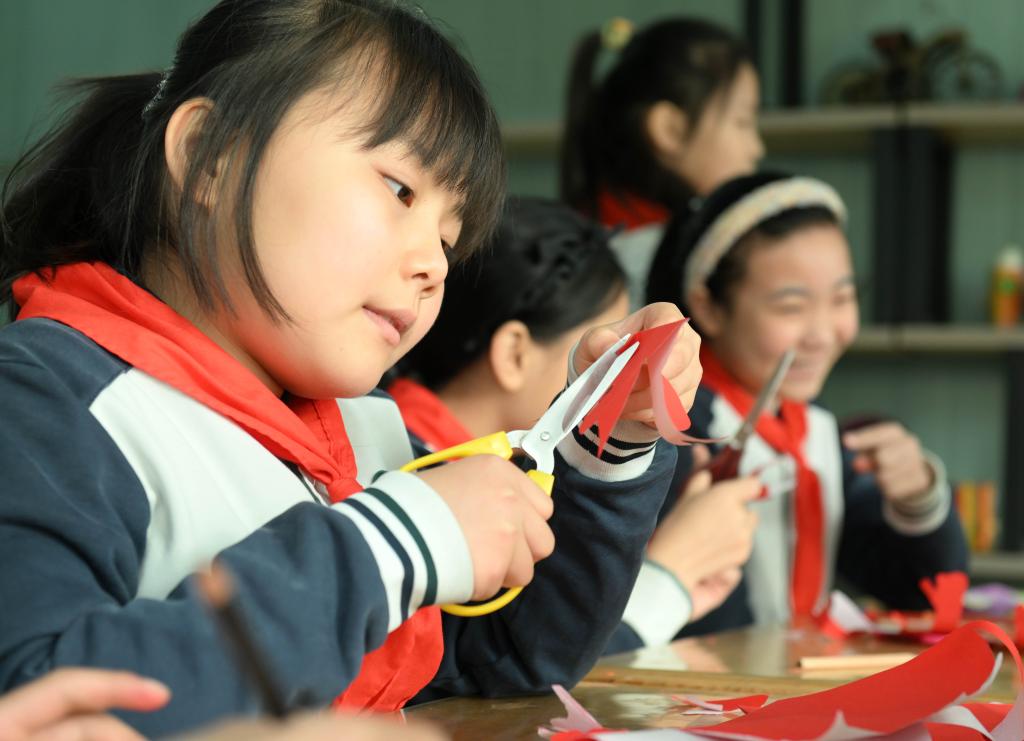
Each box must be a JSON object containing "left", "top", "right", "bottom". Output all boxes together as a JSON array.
[
  {"left": 704, "top": 349, "right": 795, "bottom": 483},
  {"left": 401, "top": 334, "right": 639, "bottom": 616}
]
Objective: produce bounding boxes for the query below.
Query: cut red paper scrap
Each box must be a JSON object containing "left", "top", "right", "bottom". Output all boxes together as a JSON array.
[
  {"left": 919, "top": 572, "right": 969, "bottom": 633},
  {"left": 540, "top": 684, "right": 623, "bottom": 739},
  {"left": 684, "top": 621, "right": 1023, "bottom": 741},
  {"left": 673, "top": 695, "right": 770, "bottom": 716},
  {"left": 1014, "top": 605, "right": 1024, "bottom": 648},
  {"left": 579, "top": 319, "right": 711, "bottom": 455}
]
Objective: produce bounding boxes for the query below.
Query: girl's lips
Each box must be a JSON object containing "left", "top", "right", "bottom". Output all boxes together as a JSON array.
[{"left": 363, "top": 307, "right": 402, "bottom": 347}]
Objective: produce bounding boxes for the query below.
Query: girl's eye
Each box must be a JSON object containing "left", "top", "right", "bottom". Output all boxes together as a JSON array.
[
  {"left": 440, "top": 239, "right": 454, "bottom": 256},
  {"left": 384, "top": 176, "right": 414, "bottom": 206}
]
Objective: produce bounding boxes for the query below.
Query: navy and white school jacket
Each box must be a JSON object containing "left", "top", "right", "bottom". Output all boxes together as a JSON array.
[
  {"left": 606, "top": 385, "right": 967, "bottom": 651},
  {"left": 0, "top": 318, "right": 677, "bottom": 736}
]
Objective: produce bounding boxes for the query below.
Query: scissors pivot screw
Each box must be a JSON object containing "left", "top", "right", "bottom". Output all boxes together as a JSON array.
[{"left": 539, "top": 431, "right": 551, "bottom": 441}]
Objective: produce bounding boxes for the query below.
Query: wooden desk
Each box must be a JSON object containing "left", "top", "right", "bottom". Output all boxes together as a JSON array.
[{"left": 407, "top": 625, "right": 1020, "bottom": 739}]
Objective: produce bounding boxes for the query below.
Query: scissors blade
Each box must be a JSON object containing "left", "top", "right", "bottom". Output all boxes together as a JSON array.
[
  {"left": 517, "top": 334, "right": 638, "bottom": 472},
  {"left": 731, "top": 348, "right": 795, "bottom": 449}
]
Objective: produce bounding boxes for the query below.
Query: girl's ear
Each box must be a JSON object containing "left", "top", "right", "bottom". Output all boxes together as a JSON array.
[
  {"left": 487, "top": 320, "right": 533, "bottom": 393},
  {"left": 164, "top": 97, "right": 221, "bottom": 208},
  {"left": 686, "top": 285, "right": 725, "bottom": 339},
  {"left": 645, "top": 101, "right": 689, "bottom": 164}
]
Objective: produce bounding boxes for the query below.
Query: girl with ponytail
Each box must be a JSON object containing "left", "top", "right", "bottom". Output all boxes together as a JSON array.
[
  {"left": 560, "top": 17, "right": 764, "bottom": 308},
  {"left": 0, "top": 0, "right": 705, "bottom": 735}
]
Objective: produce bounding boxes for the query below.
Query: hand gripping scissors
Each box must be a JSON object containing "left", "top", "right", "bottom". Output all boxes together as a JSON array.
[
  {"left": 704, "top": 348, "right": 795, "bottom": 483},
  {"left": 400, "top": 335, "right": 639, "bottom": 616}
]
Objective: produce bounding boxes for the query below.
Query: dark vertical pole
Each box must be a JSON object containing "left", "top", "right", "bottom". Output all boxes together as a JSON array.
[
  {"left": 743, "top": 0, "right": 761, "bottom": 74},
  {"left": 1004, "top": 352, "right": 1024, "bottom": 550},
  {"left": 871, "top": 127, "right": 951, "bottom": 322},
  {"left": 780, "top": 0, "right": 803, "bottom": 106}
]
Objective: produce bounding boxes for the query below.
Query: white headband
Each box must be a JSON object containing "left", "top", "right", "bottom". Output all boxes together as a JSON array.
[{"left": 682, "top": 177, "right": 848, "bottom": 298}]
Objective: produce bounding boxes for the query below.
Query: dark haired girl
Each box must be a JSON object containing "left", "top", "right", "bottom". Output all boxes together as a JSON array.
[
  {"left": 560, "top": 17, "right": 764, "bottom": 308},
  {"left": 643, "top": 173, "right": 967, "bottom": 635},
  {"left": 0, "top": 1, "right": 704, "bottom": 734}
]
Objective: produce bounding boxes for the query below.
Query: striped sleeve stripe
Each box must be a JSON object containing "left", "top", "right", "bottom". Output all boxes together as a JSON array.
[
  {"left": 365, "top": 487, "right": 438, "bottom": 607},
  {"left": 341, "top": 497, "right": 415, "bottom": 622},
  {"left": 579, "top": 426, "right": 655, "bottom": 450},
  {"left": 571, "top": 425, "right": 656, "bottom": 463},
  {"left": 331, "top": 499, "right": 409, "bottom": 632}
]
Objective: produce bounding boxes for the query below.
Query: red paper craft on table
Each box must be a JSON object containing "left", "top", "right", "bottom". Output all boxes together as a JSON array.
[
  {"left": 919, "top": 571, "right": 969, "bottom": 633},
  {"left": 825, "top": 572, "right": 971, "bottom": 641},
  {"left": 579, "top": 320, "right": 708, "bottom": 454},
  {"left": 545, "top": 621, "right": 1024, "bottom": 740}
]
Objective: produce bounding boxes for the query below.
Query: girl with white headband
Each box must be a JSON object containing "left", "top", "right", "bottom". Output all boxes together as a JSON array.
[{"left": 644, "top": 172, "right": 967, "bottom": 634}]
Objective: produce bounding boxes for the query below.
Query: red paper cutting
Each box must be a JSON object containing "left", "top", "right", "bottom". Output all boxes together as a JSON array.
[
  {"left": 1014, "top": 604, "right": 1024, "bottom": 648},
  {"left": 920, "top": 571, "right": 969, "bottom": 633},
  {"left": 690, "top": 621, "right": 1013, "bottom": 739},
  {"left": 579, "top": 320, "right": 708, "bottom": 455}
]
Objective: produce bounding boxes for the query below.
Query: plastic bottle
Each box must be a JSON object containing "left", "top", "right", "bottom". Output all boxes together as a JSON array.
[{"left": 990, "top": 245, "right": 1023, "bottom": 326}]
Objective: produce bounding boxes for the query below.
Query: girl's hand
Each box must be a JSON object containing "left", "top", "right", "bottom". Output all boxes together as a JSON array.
[
  {"left": 417, "top": 456, "right": 555, "bottom": 601},
  {"left": 573, "top": 303, "right": 702, "bottom": 426},
  {"left": 646, "top": 454, "right": 759, "bottom": 619},
  {"left": 0, "top": 668, "right": 170, "bottom": 741},
  {"left": 842, "top": 422, "right": 935, "bottom": 503},
  {"left": 688, "top": 567, "right": 744, "bottom": 623}
]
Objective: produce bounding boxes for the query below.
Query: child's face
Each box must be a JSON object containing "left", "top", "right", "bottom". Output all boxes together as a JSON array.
[
  {"left": 705, "top": 224, "right": 859, "bottom": 403},
  {"left": 210, "top": 89, "right": 461, "bottom": 399},
  {"left": 676, "top": 63, "right": 764, "bottom": 196}
]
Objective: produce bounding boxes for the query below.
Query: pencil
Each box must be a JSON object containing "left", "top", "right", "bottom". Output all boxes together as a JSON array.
[
  {"left": 196, "top": 561, "right": 289, "bottom": 718},
  {"left": 797, "top": 652, "right": 916, "bottom": 671}
]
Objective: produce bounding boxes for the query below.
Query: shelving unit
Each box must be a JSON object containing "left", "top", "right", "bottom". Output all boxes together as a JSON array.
[
  {"left": 501, "top": 102, "right": 1024, "bottom": 155},
  {"left": 851, "top": 325, "right": 1024, "bottom": 354},
  {"left": 970, "top": 551, "right": 1024, "bottom": 584}
]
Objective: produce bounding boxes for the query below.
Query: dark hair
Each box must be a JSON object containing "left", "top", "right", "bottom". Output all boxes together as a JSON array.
[
  {"left": 645, "top": 172, "right": 842, "bottom": 320},
  {"left": 560, "top": 18, "right": 751, "bottom": 217},
  {"left": 398, "top": 197, "right": 626, "bottom": 390},
  {"left": 1, "top": 0, "right": 505, "bottom": 320}
]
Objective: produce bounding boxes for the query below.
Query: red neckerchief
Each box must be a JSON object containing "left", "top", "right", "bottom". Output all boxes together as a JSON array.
[
  {"left": 699, "top": 347, "right": 826, "bottom": 618},
  {"left": 596, "top": 190, "right": 670, "bottom": 230},
  {"left": 387, "top": 378, "right": 473, "bottom": 451},
  {"left": 12, "top": 261, "right": 442, "bottom": 711}
]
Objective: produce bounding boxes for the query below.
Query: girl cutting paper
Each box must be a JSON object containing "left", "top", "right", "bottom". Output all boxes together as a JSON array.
[
  {"left": 390, "top": 197, "right": 759, "bottom": 653},
  {"left": 0, "top": 1, "right": 702, "bottom": 735},
  {"left": 644, "top": 172, "right": 967, "bottom": 635}
]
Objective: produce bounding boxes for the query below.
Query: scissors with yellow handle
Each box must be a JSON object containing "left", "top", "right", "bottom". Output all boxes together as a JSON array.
[{"left": 401, "top": 334, "right": 639, "bottom": 617}]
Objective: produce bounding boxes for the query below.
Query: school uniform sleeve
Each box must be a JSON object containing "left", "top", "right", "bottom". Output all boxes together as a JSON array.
[
  {"left": 835, "top": 443, "right": 968, "bottom": 610},
  {"left": 413, "top": 352, "right": 678, "bottom": 701},
  {"left": 0, "top": 321, "right": 472, "bottom": 737}
]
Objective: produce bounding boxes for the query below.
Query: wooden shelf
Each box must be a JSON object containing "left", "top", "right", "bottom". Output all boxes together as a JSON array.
[
  {"left": 501, "top": 102, "right": 1024, "bottom": 155},
  {"left": 970, "top": 550, "right": 1024, "bottom": 583},
  {"left": 850, "top": 325, "right": 1024, "bottom": 354}
]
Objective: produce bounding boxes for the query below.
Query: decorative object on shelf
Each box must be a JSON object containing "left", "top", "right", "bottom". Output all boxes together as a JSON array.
[
  {"left": 990, "top": 245, "right": 1023, "bottom": 327},
  {"left": 820, "top": 29, "right": 1003, "bottom": 105},
  {"left": 955, "top": 480, "right": 999, "bottom": 553}
]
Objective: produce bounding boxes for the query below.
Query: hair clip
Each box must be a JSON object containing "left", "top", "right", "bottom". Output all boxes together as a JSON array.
[
  {"left": 601, "top": 17, "right": 634, "bottom": 52},
  {"left": 142, "top": 70, "right": 172, "bottom": 121}
]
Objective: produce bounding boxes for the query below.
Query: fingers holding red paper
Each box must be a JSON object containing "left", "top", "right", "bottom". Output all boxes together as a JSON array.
[
  {"left": 842, "top": 422, "right": 934, "bottom": 503},
  {"left": 575, "top": 303, "right": 704, "bottom": 451}
]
